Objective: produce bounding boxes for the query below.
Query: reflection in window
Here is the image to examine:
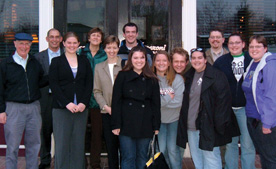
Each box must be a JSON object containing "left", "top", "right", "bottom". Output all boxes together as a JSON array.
[
  {"left": 197, "top": 0, "right": 276, "bottom": 52},
  {"left": 67, "top": 0, "right": 105, "bottom": 45},
  {"left": 130, "top": 0, "right": 168, "bottom": 52},
  {"left": 0, "top": 0, "right": 39, "bottom": 59}
]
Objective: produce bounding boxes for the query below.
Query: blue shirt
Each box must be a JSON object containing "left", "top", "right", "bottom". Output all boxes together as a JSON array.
[
  {"left": 242, "top": 61, "right": 260, "bottom": 119},
  {"left": 48, "top": 48, "right": 61, "bottom": 64}
]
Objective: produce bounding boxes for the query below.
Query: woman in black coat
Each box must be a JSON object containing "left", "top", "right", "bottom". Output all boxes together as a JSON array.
[
  {"left": 111, "top": 46, "right": 161, "bottom": 169},
  {"left": 49, "top": 32, "right": 92, "bottom": 169},
  {"left": 176, "top": 48, "right": 239, "bottom": 169}
]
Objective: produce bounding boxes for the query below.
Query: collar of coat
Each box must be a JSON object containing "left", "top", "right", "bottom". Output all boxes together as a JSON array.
[
  {"left": 123, "top": 69, "right": 147, "bottom": 82},
  {"left": 185, "top": 63, "right": 218, "bottom": 93}
]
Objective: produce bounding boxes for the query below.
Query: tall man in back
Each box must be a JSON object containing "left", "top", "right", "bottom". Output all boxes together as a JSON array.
[
  {"left": 205, "top": 29, "right": 228, "bottom": 65},
  {"left": 118, "top": 22, "right": 153, "bottom": 66},
  {"left": 0, "top": 33, "right": 47, "bottom": 169},
  {"left": 34, "top": 28, "right": 62, "bottom": 169}
]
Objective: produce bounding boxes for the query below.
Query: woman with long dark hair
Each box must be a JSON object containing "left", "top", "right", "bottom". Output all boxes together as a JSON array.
[{"left": 111, "top": 46, "right": 161, "bottom": 169}]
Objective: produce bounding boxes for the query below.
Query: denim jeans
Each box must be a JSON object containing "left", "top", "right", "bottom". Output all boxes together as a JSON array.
[
  {"left": 247, "top": 118, "right": 276, "bottom": 169},
  {"left": 158, "top": 121, "right": 182, "bottom": 169},
  {"left": 187, "top": 130, "right": 222, "bottom": 169},
  {"left": 225, "top": 107, "right": 256, "bottom": 169},
  {"left": 119, "top": 135, "right": 151, "bottom": 169}
]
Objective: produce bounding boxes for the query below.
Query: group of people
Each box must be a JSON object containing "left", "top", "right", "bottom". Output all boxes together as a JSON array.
[{"left": 0, "top": 22, "right": 275, "bottom": 169}]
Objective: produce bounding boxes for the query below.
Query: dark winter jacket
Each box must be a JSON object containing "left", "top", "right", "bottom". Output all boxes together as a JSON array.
[
  {"left": 111, "top": 70, "right": 161, "bottom": 138},
  {"left": 213, "top": 52, "right": 252, "bottom": 107},
  {"left": 0, "top": 54, "right": 47, "bottom": 113},
  {"left": 177, "top": 63, "right": 240, "bottom": 151}
]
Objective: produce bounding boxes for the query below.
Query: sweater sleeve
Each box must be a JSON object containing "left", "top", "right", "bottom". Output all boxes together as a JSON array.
[
  {"left": 93, "top": 64, "right": 108, "bottom": 111},
  {"left": 258, "top": 61, "right": 276, "bottom": 129},
  {"left": 160, "top": 75, "right": 184, "bottom": 109}
]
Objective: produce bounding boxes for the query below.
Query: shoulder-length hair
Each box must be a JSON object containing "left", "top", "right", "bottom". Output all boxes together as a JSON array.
[
  {"left": 152, "top": 50, "right": 176, "bottom": 86},
  {"left": 122, "top": 46, "right": 158, "bottom": 80}
]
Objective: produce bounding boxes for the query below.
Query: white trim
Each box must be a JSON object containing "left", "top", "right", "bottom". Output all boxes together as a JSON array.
[
  {"left": 182, "top": 0, "right": 197, "bottom": 52},
  {"left": 39, "top": 0, "right": 54, "bottom": 51},
  {"left": 0, "top": 145, "right": 25, "bottom": 149}
]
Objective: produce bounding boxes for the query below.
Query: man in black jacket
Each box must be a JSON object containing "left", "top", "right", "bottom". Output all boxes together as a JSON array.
[
  {"left": 0, "top": 33, "right": 46, "bottom": 169},
  {"left": 118, "top": 22, "right": 153, "bottom": 66}
]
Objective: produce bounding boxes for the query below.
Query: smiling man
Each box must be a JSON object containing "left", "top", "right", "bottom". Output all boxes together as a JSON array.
[
  {"left": 205, "top": 29, "right": 228, "bottom": 65},
  {"left": 0, "top": 33, "right": 47, "bottom": 169},
  {"left": 34, "top": 28, "right": 62, "bottom": 169},
  {"left": 118, "top": 22, "right": 153, "bottom": 66}
]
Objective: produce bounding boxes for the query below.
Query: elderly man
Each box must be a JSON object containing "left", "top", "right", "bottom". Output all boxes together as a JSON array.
[
  {"left": 205, "top": 29, "right": 228, "bottom": 64},
  {"left": 34, "top": 28, "right": 62, "bottom": 169},
  {"left": 0, "top": 33, "right": 47, "bottom": 169}
]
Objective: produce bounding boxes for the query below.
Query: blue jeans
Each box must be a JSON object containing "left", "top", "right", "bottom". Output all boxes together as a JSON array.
[
  {"left": 247, "top": 118, "right": 276, "bottom": 169},
  {"left": 188, "top": 130, "right": 222, "bottom": 169},
  {"left": 225, "top": 107, "right": 256, "bottom": 169},
  {"left": 119, "top": 135, "right": 151, "bottom": 169},
  {"left": 159, "top": 121, "right": 182, "bottom": 169}
]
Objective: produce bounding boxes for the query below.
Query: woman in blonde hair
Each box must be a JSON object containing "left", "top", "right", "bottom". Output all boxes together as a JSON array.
[{"left": 152, "top": 50, "right": 184, "bottom": 169}]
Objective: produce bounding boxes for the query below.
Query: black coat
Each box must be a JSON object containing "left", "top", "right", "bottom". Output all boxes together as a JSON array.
[
  {"left": 177, "top": 63, "right": 240, "bottom": 151},
  {"left": 111, "top": 70, "right": 161, "bottom": 138},
  {"left": 49, "top": 53, "right": 93, "bottom": 108}
]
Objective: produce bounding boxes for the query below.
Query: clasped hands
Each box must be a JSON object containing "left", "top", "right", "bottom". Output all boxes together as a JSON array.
[{"left": 66, "top": 102, "right": 86, "bottom": 113}]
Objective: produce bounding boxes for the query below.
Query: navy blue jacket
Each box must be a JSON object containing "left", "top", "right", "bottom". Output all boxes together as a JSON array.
[
  {"left": 0, "top": 54, "right": 47, "bottom": 112},
  {"left": 213, "top": 52, "right": 252, "bottom": 107}
]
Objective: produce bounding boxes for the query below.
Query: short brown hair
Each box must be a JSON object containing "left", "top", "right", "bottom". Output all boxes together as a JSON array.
[
  {"left": 103, "top": 35, "right": 120, "bottom": 49},
  {"left": 249, "top": 35, "right": 267, "bottom": 48},
  {"left": 87, "top": 27, "right": 104, "bottom": 42},
  {"left": 171, "top": 47, "right": 189, "bottom": 62}
]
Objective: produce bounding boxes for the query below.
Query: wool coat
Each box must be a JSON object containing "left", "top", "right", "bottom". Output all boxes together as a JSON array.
[{"left": 111, "top": 70, "right": 161, "bottom": 138}]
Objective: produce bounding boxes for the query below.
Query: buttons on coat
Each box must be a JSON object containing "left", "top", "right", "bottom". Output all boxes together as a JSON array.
[
  {"left": 129, "top": 89, "right": 133, "bottom": 92},
  {"left": 141, "top": 104, "right": 145, "bottom": 108},
  {"left": 129, "top": 102, "right": 132, "bottom": 106}
]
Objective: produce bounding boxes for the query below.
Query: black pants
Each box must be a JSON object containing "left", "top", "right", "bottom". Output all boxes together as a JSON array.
[
  {"left": 247, "top": 117, "right": 276, "bottom": 169},
  {"left": 102, "top": 113, "right": 120, "bottom": 169}
]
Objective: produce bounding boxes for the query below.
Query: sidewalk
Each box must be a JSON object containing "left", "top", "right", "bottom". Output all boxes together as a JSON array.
[{"left": 0, "top": 155, "right": 262, "bottom": 169}]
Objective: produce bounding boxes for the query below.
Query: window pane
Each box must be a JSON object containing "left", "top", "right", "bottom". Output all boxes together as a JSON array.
[
  {"left": 130, "top": 0, "right": 169, "bottom": 52},
  {"left": 197, "top": 0, "right": 276, "bottom": 52},
  {"left": 67, "top": 0, "right": 105, "bottom": 45},
  {"left": 0, "top": 0, "right": 39, "bottom": 59}
]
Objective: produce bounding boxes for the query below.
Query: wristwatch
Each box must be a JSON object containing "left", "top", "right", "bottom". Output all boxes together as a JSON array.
[{"left": 102, "top": 104, "right": 107, "bottom": 111}]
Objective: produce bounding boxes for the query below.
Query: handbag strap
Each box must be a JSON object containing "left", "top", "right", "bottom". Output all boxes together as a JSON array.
[{"left": 148, "top": 134, "right": 160, "bottom": 164}]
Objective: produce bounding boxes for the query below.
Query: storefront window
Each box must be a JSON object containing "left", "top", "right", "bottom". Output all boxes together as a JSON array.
[
  {"left": 67, "top": 0, "right": 105, "bottom": 45},
  {"left": 197, "top": 0, "right": 276, "bottom": 52},
  {"left": 0, "top": 0, "right": 39, "bottom": 59},
  {"left": 130, "top": 0, "right": 169, "bottom": 53}
]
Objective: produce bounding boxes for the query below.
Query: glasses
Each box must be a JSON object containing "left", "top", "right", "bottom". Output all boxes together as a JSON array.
[
  {"left": 228, "top": 41, "right": 242, "bottom": 46},
  {"left": 209, "top": 36, "right": 222, "bottom": 40},
  {"left": 249, "top": 45, "right": 264, "bottom": 50}
]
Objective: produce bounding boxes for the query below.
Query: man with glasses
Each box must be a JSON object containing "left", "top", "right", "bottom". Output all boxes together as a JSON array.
[
  {"left": 34, "top": 28, "right": 62, "bottom": 169},
  {"left": 206, "top": 29, "right": 229, "bottom": 65},
  {"left": 0, "top": 33, "right": 47, "bottom": 169}
]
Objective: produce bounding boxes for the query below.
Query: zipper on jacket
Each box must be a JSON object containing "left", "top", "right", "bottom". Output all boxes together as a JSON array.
[{"left": 25, "top": 67, "right": 31, "bottom": 101}]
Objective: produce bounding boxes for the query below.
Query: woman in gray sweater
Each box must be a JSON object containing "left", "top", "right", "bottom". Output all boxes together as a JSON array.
[{"left": 152, "top": 50, "right": 184, "bottom": 169}]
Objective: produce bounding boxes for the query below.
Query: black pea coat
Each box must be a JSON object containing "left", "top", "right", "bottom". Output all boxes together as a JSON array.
[
  {"left": 177, "top": 63, "right": 240, "bottom": 151},
  {"left": 111, "top": 70, "right": 161, "bottom": 138}
]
